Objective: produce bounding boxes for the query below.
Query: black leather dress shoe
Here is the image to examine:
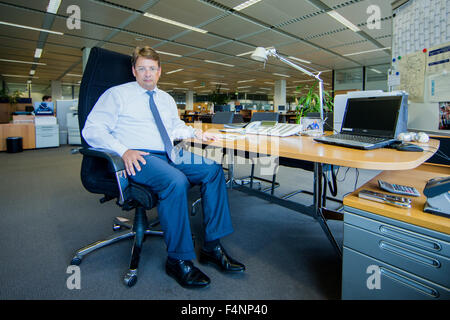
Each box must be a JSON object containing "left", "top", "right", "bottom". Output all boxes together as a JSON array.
[
  {"left": 199, "top": 244, "right": 245, "bottom": 272},
  {"left": 165, "top": 259, "right": 210, "bottom": 288}
]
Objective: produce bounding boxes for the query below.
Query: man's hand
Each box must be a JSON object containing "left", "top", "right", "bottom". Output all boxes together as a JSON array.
[
  {"left": 122, "top": 150, "right": 149, "bottom": 176},
  {"left": 194, "top": 129, "right": 218, "bottom": 141}
]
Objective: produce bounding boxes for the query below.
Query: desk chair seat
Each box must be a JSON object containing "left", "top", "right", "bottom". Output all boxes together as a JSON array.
[{"left": 70, "top": 47, "right": 169, "bottom": 287}]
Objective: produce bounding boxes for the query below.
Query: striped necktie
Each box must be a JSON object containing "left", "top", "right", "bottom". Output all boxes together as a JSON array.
[{"left": 146, "top": 90, "right": 174, "bottom": 161}]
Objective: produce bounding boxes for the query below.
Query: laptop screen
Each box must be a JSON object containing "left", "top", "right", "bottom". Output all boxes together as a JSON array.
[{"left": 341, "top": 96, "right": 402, "bottom": 138}]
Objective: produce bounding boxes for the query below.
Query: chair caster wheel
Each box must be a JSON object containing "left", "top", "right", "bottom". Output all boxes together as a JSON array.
[
  {"left": 124, "top": 270, "right": 138, "bottom": 287},
  {"left": 71, "top": 256, "right": 82, "bottom": 265}
]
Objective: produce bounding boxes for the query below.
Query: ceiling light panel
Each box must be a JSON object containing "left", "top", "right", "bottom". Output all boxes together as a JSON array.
[
  {"left": 0, "top": 21, "right": 63, "bottom": 35},
  {"left": 143, "top": 13, "right": 207, "bottom": 34},
  {"left": 237, "top": 0, "right": 317, "bottom": 27}
]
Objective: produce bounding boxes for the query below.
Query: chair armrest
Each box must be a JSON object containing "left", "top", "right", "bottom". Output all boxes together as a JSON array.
[
  {"left": 79, "top": 147, "right": 128, "bottom": 205},
  {"left": 80, "top": 147, "right": 125, "bottom": 172}
]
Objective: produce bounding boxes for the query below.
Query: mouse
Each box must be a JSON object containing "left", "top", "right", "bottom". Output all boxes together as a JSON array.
[{"left": 395, "top": 143, "right": 423, "bottom": 152}]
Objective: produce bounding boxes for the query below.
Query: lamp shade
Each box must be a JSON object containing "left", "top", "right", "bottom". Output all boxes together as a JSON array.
[{"left": 250, "top": 47, "right": 268, "bottom": 62}]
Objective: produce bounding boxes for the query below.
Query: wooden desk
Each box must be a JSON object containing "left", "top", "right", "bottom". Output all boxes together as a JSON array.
[
  {"left": 188, "top": 124, "right": 440, "bottom": 257},
  {"left": 0, "top": 123, "right": 36, "bottom": 151},
  {"left": 344, "top": 165, "right": 449, "bottom": 234},
  {"left": 195, "top": 124, "right": 439, "bottom": 171}
]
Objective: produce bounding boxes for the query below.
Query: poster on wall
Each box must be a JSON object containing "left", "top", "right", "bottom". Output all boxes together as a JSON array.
[
  {"left": 439, "top": 102, "right": 450, "bottom": 130},
  {"left": 34, "top": 101, "right": 54, "bottom": 115}
]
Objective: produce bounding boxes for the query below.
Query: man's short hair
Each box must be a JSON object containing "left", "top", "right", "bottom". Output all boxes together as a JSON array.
[
  {"left": 131, "top": 46, "right": 160, "bottom": 67},
  {"left": 42, "top": 95, "right": 51, "bottom": 101}
]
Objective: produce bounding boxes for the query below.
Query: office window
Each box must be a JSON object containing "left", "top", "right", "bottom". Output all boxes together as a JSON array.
[
  {"left": 365, "top": 64, "right": 389, "bottom": 91},
  {"left": 334, "top": 67, "right": 363, "bottom": 91}
]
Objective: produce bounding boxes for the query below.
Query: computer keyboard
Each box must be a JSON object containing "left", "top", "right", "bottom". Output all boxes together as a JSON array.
[{"left": 328, "top": 133, "right": 387, "bottom": 144}]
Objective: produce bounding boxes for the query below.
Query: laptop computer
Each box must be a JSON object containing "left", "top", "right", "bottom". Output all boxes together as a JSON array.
[{"left": 314, "top": 96, "right": 402, "bottom": 150}]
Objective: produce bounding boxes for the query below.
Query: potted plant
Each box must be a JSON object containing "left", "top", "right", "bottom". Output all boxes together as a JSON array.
[
  {"left": 294, "top": 81, "right": 334, "bottom": 131},
  {"left": 210, "top": 84, "right": 230, "bottom": 108}
]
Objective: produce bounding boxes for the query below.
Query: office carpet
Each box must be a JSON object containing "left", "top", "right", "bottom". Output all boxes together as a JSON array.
[{"left": 0, "top": 146, "right": 379, "bottom": 300}]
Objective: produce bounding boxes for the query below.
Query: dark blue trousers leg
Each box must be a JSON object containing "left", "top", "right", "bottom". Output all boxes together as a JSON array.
[{"left": 130, "top": 151, "right": 233, "bottom": 261}]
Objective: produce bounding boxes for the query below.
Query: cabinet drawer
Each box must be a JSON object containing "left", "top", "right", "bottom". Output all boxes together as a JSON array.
[
  {"left": 342, "top": 247, "right": 450, "bottom": 300},
  {"left": 36, "top": 126, "right": 58, "bottom": 134},
  {"left": 36, "top": 134, "right": 59, "bottom": 148},
  {"left": 344, "top": 223, "right": 450, "bottom": 288},
  {"left": 344, "top": 211, "right": 450, "bottom": 257}
]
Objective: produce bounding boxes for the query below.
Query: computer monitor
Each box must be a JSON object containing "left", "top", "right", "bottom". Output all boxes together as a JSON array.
[{"left": 278, "top": 105, "right": 286, "bottom": 113}]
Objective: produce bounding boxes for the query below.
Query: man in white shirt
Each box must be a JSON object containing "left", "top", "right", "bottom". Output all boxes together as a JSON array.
[{"left": 83, "top": 46, "right": 244, "bottom": 288}]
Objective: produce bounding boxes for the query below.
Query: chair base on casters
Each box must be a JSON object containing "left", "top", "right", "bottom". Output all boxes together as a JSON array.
[{"left": 70, "top": 207, "right": 163, "bottom": 287}]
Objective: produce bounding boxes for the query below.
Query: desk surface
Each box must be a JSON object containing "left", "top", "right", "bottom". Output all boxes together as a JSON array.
[
  {"left": 190, "top": 124, "right": 439, "bottom": 171},
  {"left": 343, "top": 164, "right": 450, "bottom": 234}
]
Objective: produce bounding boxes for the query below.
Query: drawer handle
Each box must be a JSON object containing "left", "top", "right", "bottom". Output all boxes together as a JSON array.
[
  {"left": 379, "top": 226, "right": 442, "bottom": 251},
  {"left": 379, "top": 241, "right": 441, "bottom": 268},
  {"left": 380, "top": 267, "right": 439, "bottom": 298}
]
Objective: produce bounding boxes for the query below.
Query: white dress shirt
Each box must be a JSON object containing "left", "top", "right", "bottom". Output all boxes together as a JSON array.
[{"left": 82, "top": 81, "right": 195, "bottom": 157}]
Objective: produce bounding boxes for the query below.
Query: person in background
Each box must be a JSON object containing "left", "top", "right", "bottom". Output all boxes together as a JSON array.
[{"left": 42, "top": 95, "right": 52, "bottom": 102}]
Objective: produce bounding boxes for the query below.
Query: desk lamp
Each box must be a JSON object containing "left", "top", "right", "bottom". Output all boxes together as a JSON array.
[{"left": 251, "top": 47, "right": 325, "bottom": 124}]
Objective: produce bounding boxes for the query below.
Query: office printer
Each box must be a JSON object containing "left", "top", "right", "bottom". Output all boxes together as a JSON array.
[{"left": 423, "top": 176, "right": 450, "bottom": 218}]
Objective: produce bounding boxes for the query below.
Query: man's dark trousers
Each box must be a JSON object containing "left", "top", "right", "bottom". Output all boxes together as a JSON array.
[{"left": 130, "top": 149, "right": 234, "bottom": 261}]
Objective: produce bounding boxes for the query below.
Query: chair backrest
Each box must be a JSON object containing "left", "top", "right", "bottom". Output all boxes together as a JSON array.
[
  {"left": 212, "top": 111, "right": 234, "bottom": 124},
  {"left": 232, "top": 113, "right": 244, "bottom": 123},
  {"left": 78, "top": 47, "right": 136, "bottom": 196},
  {"left": 251, "top": 112, "right": 279, "bottom": 122}
]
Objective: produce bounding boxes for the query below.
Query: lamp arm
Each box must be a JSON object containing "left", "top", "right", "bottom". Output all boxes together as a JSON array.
[{"left": 267, "top": 49, "right": 324, "bottom": 121}]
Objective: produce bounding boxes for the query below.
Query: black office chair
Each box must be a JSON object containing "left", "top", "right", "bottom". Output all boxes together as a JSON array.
[
  {"left": 70, "top": 47, "right": 165, "bottom": 287},
  {"left": 212, "top": 111, "right": 234, "bottom": 124},
  {"left": 232, "top": 113, "right": 244, "bottom": 123},
  {"left": 251, "top": 112, "right": 279, "bottom": 122}
]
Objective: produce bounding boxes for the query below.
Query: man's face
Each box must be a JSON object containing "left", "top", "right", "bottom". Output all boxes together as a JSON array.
[{"left": 132, "top": 56, "right": 161, "bottom": 91}]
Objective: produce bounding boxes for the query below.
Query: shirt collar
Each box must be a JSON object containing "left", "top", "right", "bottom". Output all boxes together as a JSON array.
[{"left": 134, "top": 81, "right": 160, "bottom": 96}]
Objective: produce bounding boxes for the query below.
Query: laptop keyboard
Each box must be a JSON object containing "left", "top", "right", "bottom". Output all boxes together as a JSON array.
[{"left": 330, "top": 133, "right": 387, "bottom": 144}]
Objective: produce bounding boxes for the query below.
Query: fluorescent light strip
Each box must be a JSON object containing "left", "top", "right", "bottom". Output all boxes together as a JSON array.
[
  {"left": 259, "top": 88, "right": 272, "bottom": 90},
  {"left": 34, "top": 48, "right": 43, "bottom": 58},
  {"left": 236, "top": 50, "right": 255, "bottom": 57},
  {"left": 0, "top": 58, "right": 46, "bottom": 66},
  {"left": 233, "top": 0, "right": 262, "bottom": 11},
  {"left": 272, "top": 73, "right": 290, "bottom": 78},
  {"left": 2, "top": 74, "right": 39, "bottom": 78},
  {"left": 143, "top": 13, "right": 207, "bottom": 34},
  {"left": 183, "top": 80, "right": 196, "bottom": 83},
  {"left": 166, "top": 69, "right": 183, "bottom": 75},
  {"left": 156, "top": 50, "right": 182, "bottom": 57},
  {"left": 210, "top": 82, "right": 228, "bottom": 85},
  {"left": 293, "top": 79, "right": 315, "bottom": 83},
  {"left": 47, "top": 0, "right": 61, "bottom": 14},
  {"left": 237, "top": 86, "right": 251, "bottom": 89},
  {"left": 204, "top": 60, "right": 234, "bottom": 67},
  {"left": 0, "top": 21, "right": 63, "bottom": 35},
  {"left": 370, "top": 68, "right": 382, "bottom": 74},
  {"left": 158, "top": 82, "right": 177, "bottom": 85},
  {"left": 193, "top": 85, "right": 205, "bottom": 89},
  {"left": 237, "top": 79, "right": 255, "bottom": 83},
  {"left": 327, "top": 10, "right": 360, "bottom": 32},
  {"left": 66, "top": 73, "right": 83, "bottom": 77},
  {"left": 343, "top": 47, "right": 391, "bottom": 57},
  {"left": 173, "top": 87, "right": 188, "bottom": 90},
  {"left": 288, "top": 56, "right": 311, "bottom": 64}
]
